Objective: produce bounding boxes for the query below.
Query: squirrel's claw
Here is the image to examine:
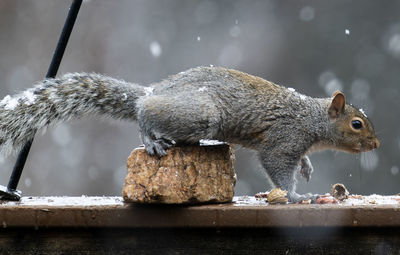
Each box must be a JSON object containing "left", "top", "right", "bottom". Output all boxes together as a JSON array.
[{"left": 300, "top": 167, "right": 311, "bottom": 182}]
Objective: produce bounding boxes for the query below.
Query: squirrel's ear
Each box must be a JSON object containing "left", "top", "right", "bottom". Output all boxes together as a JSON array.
[{"left": 328, "top": 91, "right": 346, "bottom": 118}]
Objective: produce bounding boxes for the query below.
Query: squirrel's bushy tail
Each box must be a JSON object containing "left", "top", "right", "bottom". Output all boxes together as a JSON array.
[{"left": 0, "top": 73, "right": 146, "bottom": 156}]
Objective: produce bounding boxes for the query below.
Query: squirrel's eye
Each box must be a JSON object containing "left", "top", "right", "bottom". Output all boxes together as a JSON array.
[{"left": 351, "top": 120, "right": 363, "bottom": 130}]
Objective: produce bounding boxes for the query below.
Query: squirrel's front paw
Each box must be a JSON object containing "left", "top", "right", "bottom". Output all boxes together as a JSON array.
[
  {"left": 288, "top": 192, "right": 318, "bottom": 203},
  {"left": 299, "top": 156, "right": 313, "bottom": 182},
  {"left": 142, "top": 135, "right": 175, "bottom": 156}
]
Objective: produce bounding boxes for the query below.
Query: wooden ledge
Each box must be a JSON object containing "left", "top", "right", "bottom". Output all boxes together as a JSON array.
[{"left": 0, "top": 196, "right": 399, "bottom": 228}]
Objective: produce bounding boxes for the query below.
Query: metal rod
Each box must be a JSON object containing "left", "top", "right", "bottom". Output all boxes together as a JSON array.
[{"left": 6, "top": 0, "right": 83, "bottom": 192}]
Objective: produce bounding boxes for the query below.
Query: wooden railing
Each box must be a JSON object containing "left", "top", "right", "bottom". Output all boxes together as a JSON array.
[{"left": 1, "top": 196, "right": 400, "bottom": 254}]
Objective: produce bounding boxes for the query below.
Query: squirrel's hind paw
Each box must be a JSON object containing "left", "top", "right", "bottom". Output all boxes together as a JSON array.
[{"left": 142, "top": 135, "right": 175, "bottom": 157}]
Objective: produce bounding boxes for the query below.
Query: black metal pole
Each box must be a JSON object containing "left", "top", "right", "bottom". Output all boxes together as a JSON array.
[{"left": 4, "top": 0, "right": 83, "bottom": 199}]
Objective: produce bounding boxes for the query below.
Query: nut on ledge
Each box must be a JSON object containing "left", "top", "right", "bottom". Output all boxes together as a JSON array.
[
  {"left": 122, "top": 144, "right": 236, "bottom": 204},
  {"left": 267, "top": 188, "right": 289, "bottom": 204}
]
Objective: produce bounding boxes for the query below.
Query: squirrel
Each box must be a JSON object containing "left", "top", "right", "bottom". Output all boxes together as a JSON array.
[{"left": 0, "top": 66, "right": 379, "bottom": 202}]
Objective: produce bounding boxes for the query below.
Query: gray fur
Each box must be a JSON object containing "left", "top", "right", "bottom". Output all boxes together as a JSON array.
[{"left": 0, "top": 66, "right": 378, "bottom": 202}]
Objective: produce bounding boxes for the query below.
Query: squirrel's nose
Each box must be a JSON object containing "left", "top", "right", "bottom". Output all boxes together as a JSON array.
[{"left": 374, "top": 139, "right": 380, "bottom": 149}]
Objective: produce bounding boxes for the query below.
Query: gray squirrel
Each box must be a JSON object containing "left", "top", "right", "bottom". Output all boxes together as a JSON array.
[{"left": 0, "top": 66, "right": 379, "bottom": 202}]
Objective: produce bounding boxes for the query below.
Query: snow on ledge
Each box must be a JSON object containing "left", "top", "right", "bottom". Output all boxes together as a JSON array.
[
  {"left": 233, "top": 195, "right": 400, "bottom": 206},
  {"left": 0, "top": 196, "right": 124, "bottom": 207},
  {"left": 1, "top": 195, "right": 399, "bottom": 207}
]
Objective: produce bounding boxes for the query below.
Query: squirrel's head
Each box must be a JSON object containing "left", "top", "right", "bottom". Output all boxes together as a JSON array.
[{"left": 328, "top": 91, "right": 379, "bottom": 154}]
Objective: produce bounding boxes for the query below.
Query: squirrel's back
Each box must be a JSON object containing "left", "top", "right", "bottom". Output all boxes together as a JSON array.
[{"left": 152, "top": 66, "right": 283, "bottom": 96}]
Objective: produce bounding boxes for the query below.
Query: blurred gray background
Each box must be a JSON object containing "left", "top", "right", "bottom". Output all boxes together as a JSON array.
[{"left": 0, "top": 0, "right": 398, "bottom": 197}]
